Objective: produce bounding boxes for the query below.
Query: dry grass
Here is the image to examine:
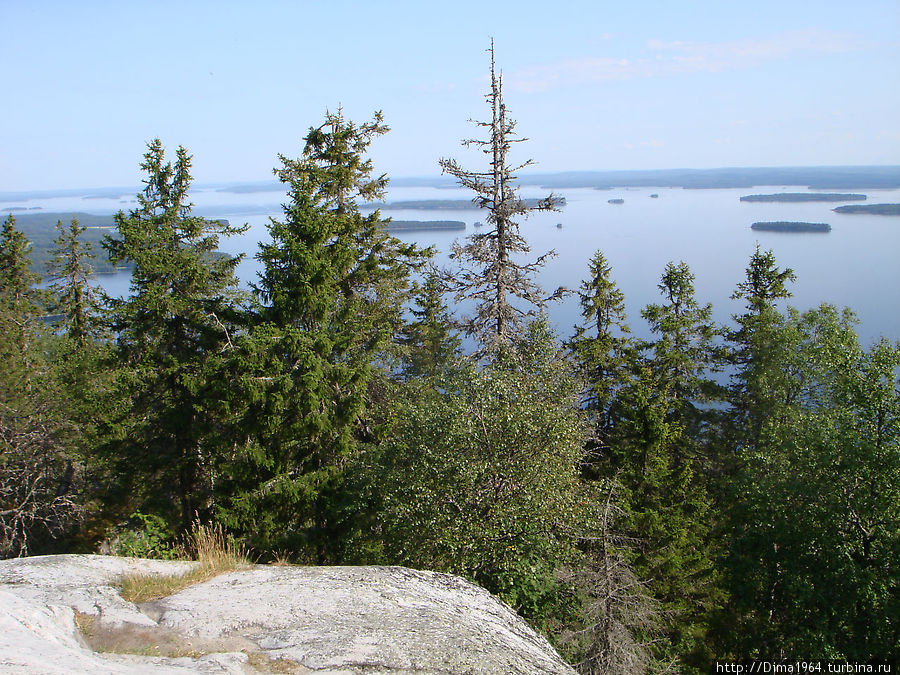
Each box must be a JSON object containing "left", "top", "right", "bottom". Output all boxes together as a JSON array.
[
  {"left": 75, "top": 610, "right": 259, "bottom": 659},
  {"left": 78, "top": 526, "right": 312, "bottom": 672},
  {"left": 118, "top": 521, "right": 252, "bottom": 603},
  {"left": 246, "top": 652, "right": 311, "bottom": 673},
  {"left": 269, "top": 550, "right": 296, "bottom": 567},
  {"left": 75, "top": 610, "right": 209, "bottom": 657},
  {"left": 76, "top": 611, "right": 308, "bottom": 672}
]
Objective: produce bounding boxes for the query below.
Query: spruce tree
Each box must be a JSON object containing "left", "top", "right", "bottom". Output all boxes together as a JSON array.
[
  {"left": 0, "top": 215, "right": 44, "bottom": 362},
  {"left": 397, "top": 268, "right": 461, "bottom": 378},
  {"left": 220, "top": 110, "right": 428, "bottom": 559},
  {"left": 727, "top": 245, "right": 797, "bottom": 456},
  {"left": 47, "top": 218, "right": 100, "bottom": 345},
  {"left": 440, "top": 42, "right": 562, "bottom": 352},
  {"left": 594, "top": 261, "right": 726, "bottom": 669},
  {"left": 568, "top": 250, "right": 635, "bottom": 470},
  {"left": 103, "top": 140, "right": 246, "bottom": 530},
  {"left": 641, "top": 260, "right": 726, "bottom": 453}
]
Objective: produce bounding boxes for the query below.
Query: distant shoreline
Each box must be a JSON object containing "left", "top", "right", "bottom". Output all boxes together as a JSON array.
[{"left": 5, "top": 166, "right": 899, "bottom": 201}]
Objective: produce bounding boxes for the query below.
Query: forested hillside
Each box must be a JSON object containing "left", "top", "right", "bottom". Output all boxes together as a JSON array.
[{"left": 1, "top": 58, "right": 897, "bottom": 673}]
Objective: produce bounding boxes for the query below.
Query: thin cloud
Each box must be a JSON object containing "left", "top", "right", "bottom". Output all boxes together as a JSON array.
[
  {"left": 507, "top": 29, "right": 861, "bottom": 92},
  {"left": 646, "top": 28, "right": 857, "bottom": 69}
]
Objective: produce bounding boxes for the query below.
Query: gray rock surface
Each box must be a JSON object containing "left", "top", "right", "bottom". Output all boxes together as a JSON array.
[{"left": 0, "top": 554, "right": 576, "bottom": 674}]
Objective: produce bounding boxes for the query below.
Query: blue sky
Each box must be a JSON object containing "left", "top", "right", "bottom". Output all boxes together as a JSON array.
[{"left": 2, "top": 0, "right": 898, "bottom": 191}]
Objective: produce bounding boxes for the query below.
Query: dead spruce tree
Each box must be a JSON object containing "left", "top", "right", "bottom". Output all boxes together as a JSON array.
[{"left": 440, "top": 41, "right": 563, "bottom": 353}]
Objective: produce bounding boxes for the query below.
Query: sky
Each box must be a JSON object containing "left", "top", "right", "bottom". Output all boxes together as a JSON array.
[{"left": 2, "top": 0, "right": 899, "bottom": 191}]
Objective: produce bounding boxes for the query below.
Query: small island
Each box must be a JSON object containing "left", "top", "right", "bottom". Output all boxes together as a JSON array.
[
  {"left": 608, "top": 198, "right": 624, "bottom": 205},
  {"left": 387, "top": 220, "right": 465, "bottom": 232},
  {"left": 751, "top": 221, "right": 831, "bottom": 233},
  {"left": 740, "top": 193, "right": 866, "bottom": 203},
  {"left": 832, "top": 203, "right": 900, "bottom": 215}
]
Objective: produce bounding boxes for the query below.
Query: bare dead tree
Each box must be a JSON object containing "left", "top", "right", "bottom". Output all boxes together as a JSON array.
[
  {"left": 0, "top": 400, "right": 81, "bottom": 558},
  {"left": 439, "top": 40, "right": 564, "bottom": 353},
  {"left": 558, "top": 478, "right": 664, "bottom": 675}
]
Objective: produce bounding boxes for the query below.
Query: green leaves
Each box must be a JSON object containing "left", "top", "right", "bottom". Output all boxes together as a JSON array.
[
  {"left": 725, "top": 303, "right": 900, "bottom": 660},
  {"left": 372, "top": 322, "right": 587, "bottom": 627}
]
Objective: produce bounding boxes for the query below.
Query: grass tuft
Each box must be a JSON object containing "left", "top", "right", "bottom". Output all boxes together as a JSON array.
[{"left": 118, "top": 520, "right": 251, "bottom": 603}]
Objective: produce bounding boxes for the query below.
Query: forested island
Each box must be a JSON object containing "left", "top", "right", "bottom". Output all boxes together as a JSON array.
[
  {"left": 751, "top": 221, "right": 831, "bottom": 232},
  {"left": 740, "top": 193, "right": 865, "bottom": 202},
  {"left": 833, "top": 203, "right": 900, "bottom": 215},
  {"left": 387, "top": 220, "right": 465, "bottom": 231}
]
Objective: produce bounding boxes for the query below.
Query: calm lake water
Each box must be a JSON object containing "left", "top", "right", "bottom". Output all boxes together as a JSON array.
[{"left": 9, "top": 183, "right": 900, "bottom": 346}]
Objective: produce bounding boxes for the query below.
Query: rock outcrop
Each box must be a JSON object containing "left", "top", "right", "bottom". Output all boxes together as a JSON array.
[{"left": 0, "top": 554, "right": 576, "bottom": 674}]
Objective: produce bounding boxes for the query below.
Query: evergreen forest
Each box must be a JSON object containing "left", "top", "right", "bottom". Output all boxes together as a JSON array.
[{"left": 1, "top": 61, "right": 898, "bottom": 673}]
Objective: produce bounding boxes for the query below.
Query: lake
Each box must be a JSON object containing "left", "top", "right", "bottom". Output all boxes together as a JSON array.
[{"left": 6, "top": 182, "right": 900, "bottom": 346}]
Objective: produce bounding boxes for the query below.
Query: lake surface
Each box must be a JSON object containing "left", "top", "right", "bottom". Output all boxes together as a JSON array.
[{"left": 5, "top": 183, "right": 900, "bottom": 346}]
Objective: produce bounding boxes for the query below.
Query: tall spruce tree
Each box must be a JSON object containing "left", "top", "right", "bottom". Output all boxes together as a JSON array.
[
  {"left": 103, "top": 140, "right": 246, "bottom": 530},
  {"left": 219, "top": 110, "right": 428, "bottom": 559},
  {"left": 46, "top": 217, "right": 117, "bottom": 512},
  {"left": 727, "top": 245, "right": 797, "bottom": 456},
  {"left": 641, "top": 260, "right": 726, "bottom": 454},
  {"left": 440, "top": 41, "right": 562, "bottom": 352},
  {"left": 564, "top": 252, "right": 670, "bottom": 673},
  {"left": 568, "top": 251, "right": 635, "bottom": 472},
  {"left": 590, "top": 261, "right": 726, "bottom": 669}
]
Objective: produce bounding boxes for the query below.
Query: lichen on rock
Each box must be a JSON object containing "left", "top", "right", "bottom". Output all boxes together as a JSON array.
[{"left": 0, "top": 554, "right": 575, "bottom": 674}]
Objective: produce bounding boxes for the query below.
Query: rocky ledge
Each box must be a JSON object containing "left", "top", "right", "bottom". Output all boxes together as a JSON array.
[{"left": 0, "top": 554, "right": 575, "bottom": 674}]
